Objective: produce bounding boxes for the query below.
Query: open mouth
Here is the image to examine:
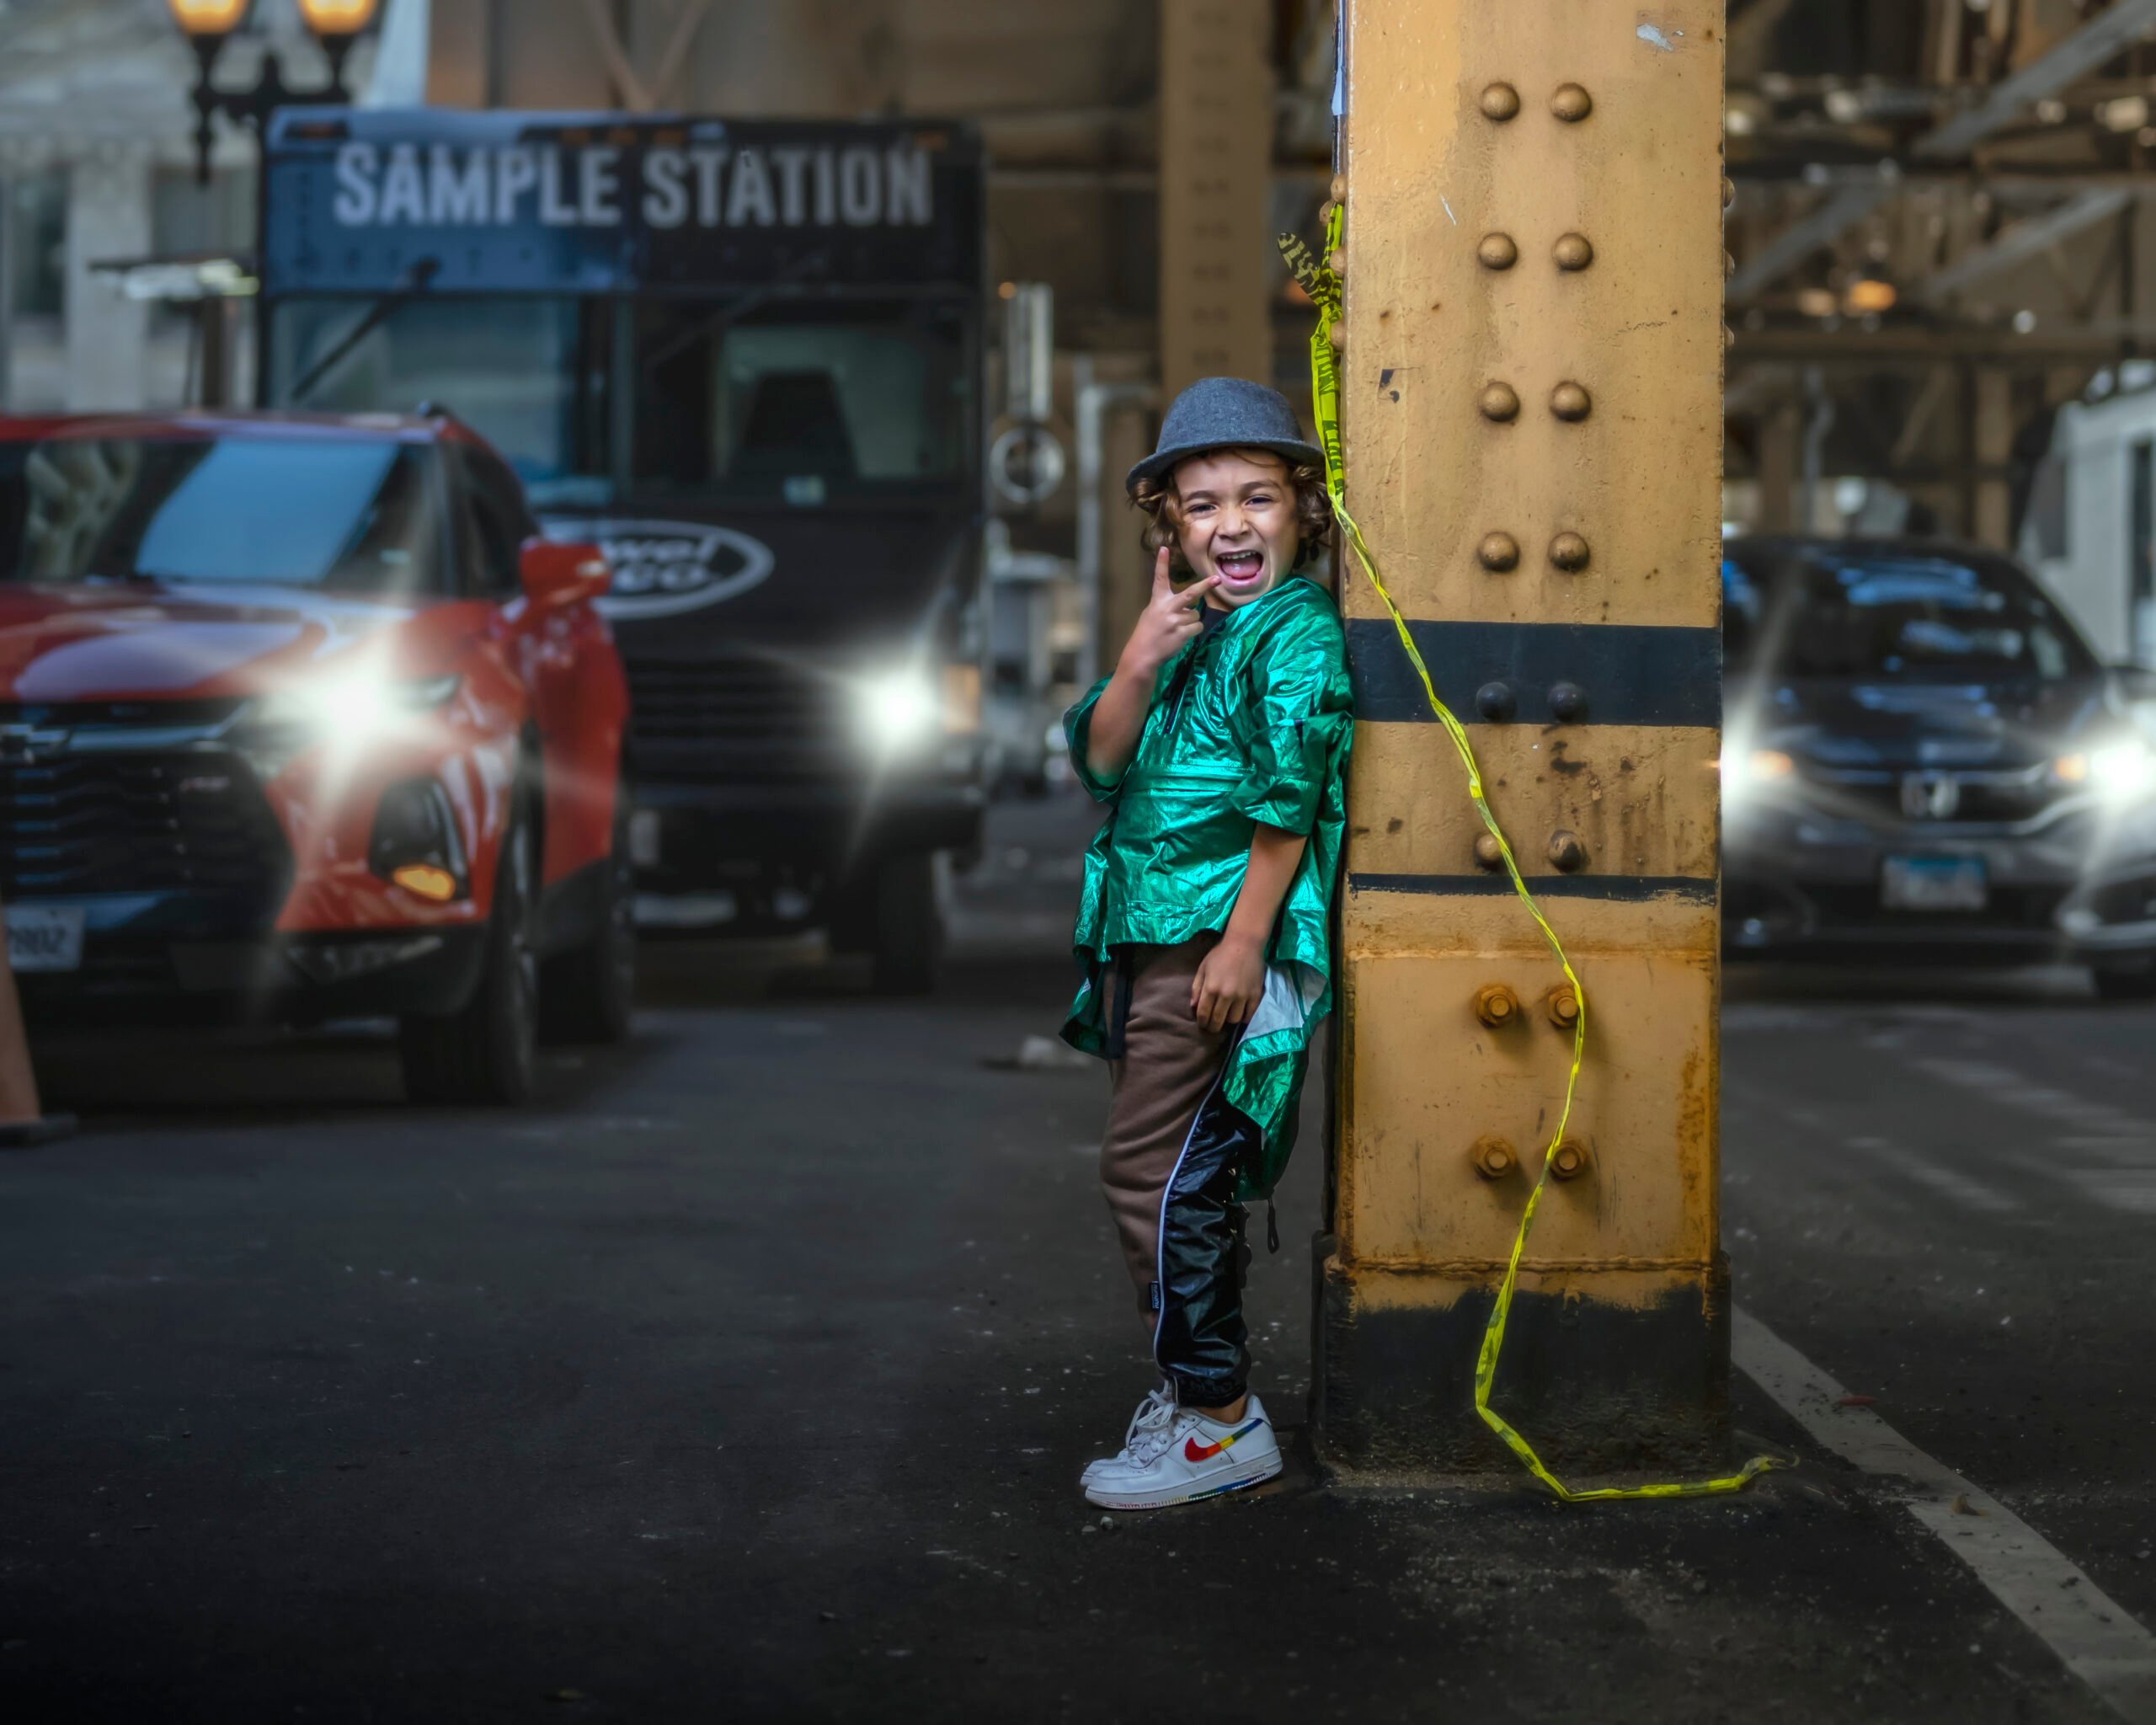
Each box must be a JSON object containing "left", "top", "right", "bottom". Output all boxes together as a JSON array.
[{"left": 1215, "top": 549, "right": 1266, "bottom": 585}]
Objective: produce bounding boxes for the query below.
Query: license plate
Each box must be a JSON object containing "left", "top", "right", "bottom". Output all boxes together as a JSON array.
[
  {"left": 6, "top": 903, "right": 85, "bottom": 972},
  {"left": 1881, "top": 856, "right": 1988, "bottom": 912}
]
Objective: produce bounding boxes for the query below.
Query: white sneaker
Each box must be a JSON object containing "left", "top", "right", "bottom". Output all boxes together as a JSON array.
[
  {"left": 1082, "top": 1393, "right": 1283, "bottom": 1510},
  {"left": 1080, "top": 1379, "right": 1176, "bottom": 1487}
]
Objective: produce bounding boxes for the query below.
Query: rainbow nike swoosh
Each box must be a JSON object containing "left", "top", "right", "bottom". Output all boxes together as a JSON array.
[{"left": 1184, "top": 1418, "right": 1263, "bottom": 1463}]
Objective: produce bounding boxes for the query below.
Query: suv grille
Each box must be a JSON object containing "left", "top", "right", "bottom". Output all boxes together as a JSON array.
[
  {"left": 0, "top": 698, "right": 249, "bottom": 729},
  {"left": 626, "top": 658, "right": 858, "bottom": 783},
  {"left": 1805, "top": 768, "right": 2064, "bottom": 828},
  {"left": 0, "top": 751, "right": 291, "bottom": 916}
]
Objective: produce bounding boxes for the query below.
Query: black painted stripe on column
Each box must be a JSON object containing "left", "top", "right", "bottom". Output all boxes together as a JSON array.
[
  {"left": 1347, "top": 619, "right": 1721, "bottom": 728},
  {"left": 1349, "top": 872, "right": 1718, "bottom": 905}
]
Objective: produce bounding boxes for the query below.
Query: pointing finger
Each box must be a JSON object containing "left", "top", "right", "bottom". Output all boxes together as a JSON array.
[{"left": 1150, "top": 546, "right": 1173, "bottom": 595}]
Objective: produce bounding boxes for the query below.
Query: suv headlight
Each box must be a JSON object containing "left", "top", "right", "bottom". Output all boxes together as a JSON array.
[
  {"left": 256, "top": 672, "right": 461, "bottom": 737},
  {"left": 1722, "top": 746, "right": 1795, "bottom": 799},
  {"left": 243, "top": 673, "right": 462, "bottom": 777},
  {"left": 369, "top": 776, "right": 469, "bottom": 901},
  {"left": 2054, "top": 739, "right": 2155, "bottom": 803}
]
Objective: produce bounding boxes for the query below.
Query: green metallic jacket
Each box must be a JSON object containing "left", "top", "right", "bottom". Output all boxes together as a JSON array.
[{"left": 1059, "top": 575, "right": 1354, "bottom": 1199}]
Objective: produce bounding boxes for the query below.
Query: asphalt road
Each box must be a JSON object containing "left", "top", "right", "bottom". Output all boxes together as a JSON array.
[{"left": 0, "top": 790, "right": 2149, "bottom": 1722}]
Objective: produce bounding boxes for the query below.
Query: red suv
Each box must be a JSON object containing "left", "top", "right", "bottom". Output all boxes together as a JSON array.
[{"left": 0, "top": 410, "right": 633, "bottom": 1103}]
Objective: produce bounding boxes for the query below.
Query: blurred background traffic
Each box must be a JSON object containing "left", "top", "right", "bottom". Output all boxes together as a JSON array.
[{"left": 7, "top": 0, "right": 2156, "bottom": 1027}]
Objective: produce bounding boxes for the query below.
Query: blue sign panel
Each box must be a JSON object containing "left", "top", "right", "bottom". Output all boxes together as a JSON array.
[{"left": 261, "top": 108, "right": 985, "bottom": 297}]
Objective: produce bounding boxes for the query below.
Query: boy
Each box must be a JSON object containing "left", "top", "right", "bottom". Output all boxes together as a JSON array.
[{"left": 1060, "top": 377, "right": 1353, "bottom": 1510}]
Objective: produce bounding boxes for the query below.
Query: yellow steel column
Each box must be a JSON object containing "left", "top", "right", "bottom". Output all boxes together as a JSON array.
[{"left": 1316, "top": 2, "right": 1730, "bottom": 1474}]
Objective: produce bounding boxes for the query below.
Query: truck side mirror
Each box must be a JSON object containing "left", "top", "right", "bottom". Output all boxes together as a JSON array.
[{"left": 519, "top": 539, "right": 611, "bottom": 608}]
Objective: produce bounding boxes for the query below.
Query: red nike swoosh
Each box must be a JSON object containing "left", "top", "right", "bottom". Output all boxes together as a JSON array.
[{"left": 1184, "top": 1434, "right": 1227, "bottom": 1462}]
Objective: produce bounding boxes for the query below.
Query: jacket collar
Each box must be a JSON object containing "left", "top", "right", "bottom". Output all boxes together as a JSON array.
[{"left": 1201, "top": 573, "right": 1320, "bottom": 633}]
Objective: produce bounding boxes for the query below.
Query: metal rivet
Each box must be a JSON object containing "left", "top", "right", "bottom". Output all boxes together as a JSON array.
[
  {"left": 1326, "top": 247, "right": 1347, "bottom": 274},
  {"left": 1476, "top": 681, "right": 1517, "bottom": 723},
  {"left": 1478, "top": 531, "right": 1520, "bottom": 572},
  {"left": 1548, "top": 532, "right": 1590, "bottom": 573},
  {"left": 1550, "top": 83, "right": 1593, "bottom": 123},
  {"left": 1319, "top": 199, "right": 1338, "bottom": 227},
  {"left": 1472, "top": 1135, "right": 1518, "bottom": 1180},
  {"left": 1547, "top": 828, "right": 1588, "bottom": 870},
  {"left": 1724, "top": 323, "right": 1737, "bottom": 350},
  {"left": 1549, "top": 1137, "right": 1591, "bottom": 1180},
  {"left": 1553, "top": 232, "right": 1594, "bottom": 271},
  {"left": 1722, "top": 174, "right": 1736, "bottom": 209},
  {"left": 1548, "top": 684, "right": 1588, "bottom": 724},
  {"left": 1724, "top": 249, "right": 1736, "bottom": 279},
  {"left": 1473, "top": 831, "right": 1504, "bottom": 871},
  {"left": 1549, "top": 382, "right": 1592, "bottom": 422},
  {"left": 1329, "top": 320, "right": 1347, "bottom": 351},
  {"left": 1481, "top": 83, "right": 1521, "bottom": 122},
  {"left": 1473, "top": 983, "right": 1520, "bottom": 1028},
  {"left": 1478, "top": 232, "right": 1518, "bottom": 271},
  {"left": 1545, "top": 985, "right": 1579, "bottom": 1029},
  {"left": 1330, "top": 173, "right": 1347, "bottom": 202},
  {"left": 1479, "top": 382, "right": 1520, "bottom": 422}
]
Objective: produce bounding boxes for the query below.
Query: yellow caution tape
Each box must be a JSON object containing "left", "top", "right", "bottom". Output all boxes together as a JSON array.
[{"left": 1281, "top": 205, "right": 1786, "bottom": 1501}]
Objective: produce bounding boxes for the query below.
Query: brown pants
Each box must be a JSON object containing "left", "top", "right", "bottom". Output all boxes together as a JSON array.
[
  {"left": 1100, "top": 937, "right": 1228, "bottom": 1300},
  {"left": 1097, "top": 936, "right": 1259, "bottom": 1407}
]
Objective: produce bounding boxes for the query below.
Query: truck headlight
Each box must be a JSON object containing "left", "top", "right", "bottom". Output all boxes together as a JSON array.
[
  {"left": 859, "top": 668, "right": 941, "bottom": 751},
  {"left": 854, "top": 663, "right": 980, "bottom": 759}
]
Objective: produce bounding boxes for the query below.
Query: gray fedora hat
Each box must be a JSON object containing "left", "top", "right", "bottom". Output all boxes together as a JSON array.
[{"left": 1126, "top": 376, "right": 1326, "bottom": 493}]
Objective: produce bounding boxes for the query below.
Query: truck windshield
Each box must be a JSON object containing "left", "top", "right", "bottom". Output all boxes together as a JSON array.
[
  {"left": 264, "top": 295, "right": 970, "bottom": 509},
  {"left": 632, "top": 300, "right": 970, "bottom": 504},
  {"left": 0, "top": 435, "right": 444, "bottom": 597},
  {"left": 1722, "top": 544, "right": 2098, "bottom": 681}
]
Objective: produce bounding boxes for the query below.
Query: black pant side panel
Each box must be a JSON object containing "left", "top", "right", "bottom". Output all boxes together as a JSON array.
[{"left": 1156, "top": 1092, "right": 1260, "bottom": 1407}]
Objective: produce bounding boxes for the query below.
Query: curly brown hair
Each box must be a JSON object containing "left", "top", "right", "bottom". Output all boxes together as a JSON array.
[{"left": 1129, "top": 446, "right": 1333, "bottom": 574}]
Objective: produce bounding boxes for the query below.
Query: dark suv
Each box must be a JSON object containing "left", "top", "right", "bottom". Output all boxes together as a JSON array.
[{"left": 1721, "top": 537, "right": 2156, "bottom": 998}]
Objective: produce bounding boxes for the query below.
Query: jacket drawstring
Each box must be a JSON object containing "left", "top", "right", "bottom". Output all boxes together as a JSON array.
[{"left": 1103, "top": 948, "right": 1135, "bottom": 1060}]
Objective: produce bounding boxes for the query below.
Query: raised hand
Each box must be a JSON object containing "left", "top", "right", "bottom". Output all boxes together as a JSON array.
[{"left": 1118, "top": 548, "right": 1221, "bottom": 680}]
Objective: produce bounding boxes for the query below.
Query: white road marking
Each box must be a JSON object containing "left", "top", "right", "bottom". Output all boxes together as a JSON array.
[
  {"left": 2067, "top": 1170, "right": 2156, "bottom": 1215},
  {"left": 1912, "top": 1059, "right": 2156, "bottom": 1211},
  {"left": 1919, "top": 1057, "right": 2144, "bottom": 1139},
  {"left": 2057, "top": 1136, "right": 2156, "bottom": 1167},
  {"left": 1733, "top": 1307, "right": 2156, "bottom": 1722},
  {"left": 1844, "top": 1135, "right": 2020, "bottom": 1215},
  {"left": 1728, "top": 1084, "right": 2022, "bottom": 1218},
  {"left": 1722, "top": 1005, "right": 1839, "bottom": 1031}
]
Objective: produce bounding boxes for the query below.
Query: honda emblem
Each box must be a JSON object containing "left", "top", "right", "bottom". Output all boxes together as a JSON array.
[{"left": 1899, "top": 772, "right": 1961, "bottom": 820}]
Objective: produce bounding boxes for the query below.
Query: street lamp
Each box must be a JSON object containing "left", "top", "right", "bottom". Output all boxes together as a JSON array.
[{"left": 168, "top": 0, "right": 382, "bottom": 184}]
